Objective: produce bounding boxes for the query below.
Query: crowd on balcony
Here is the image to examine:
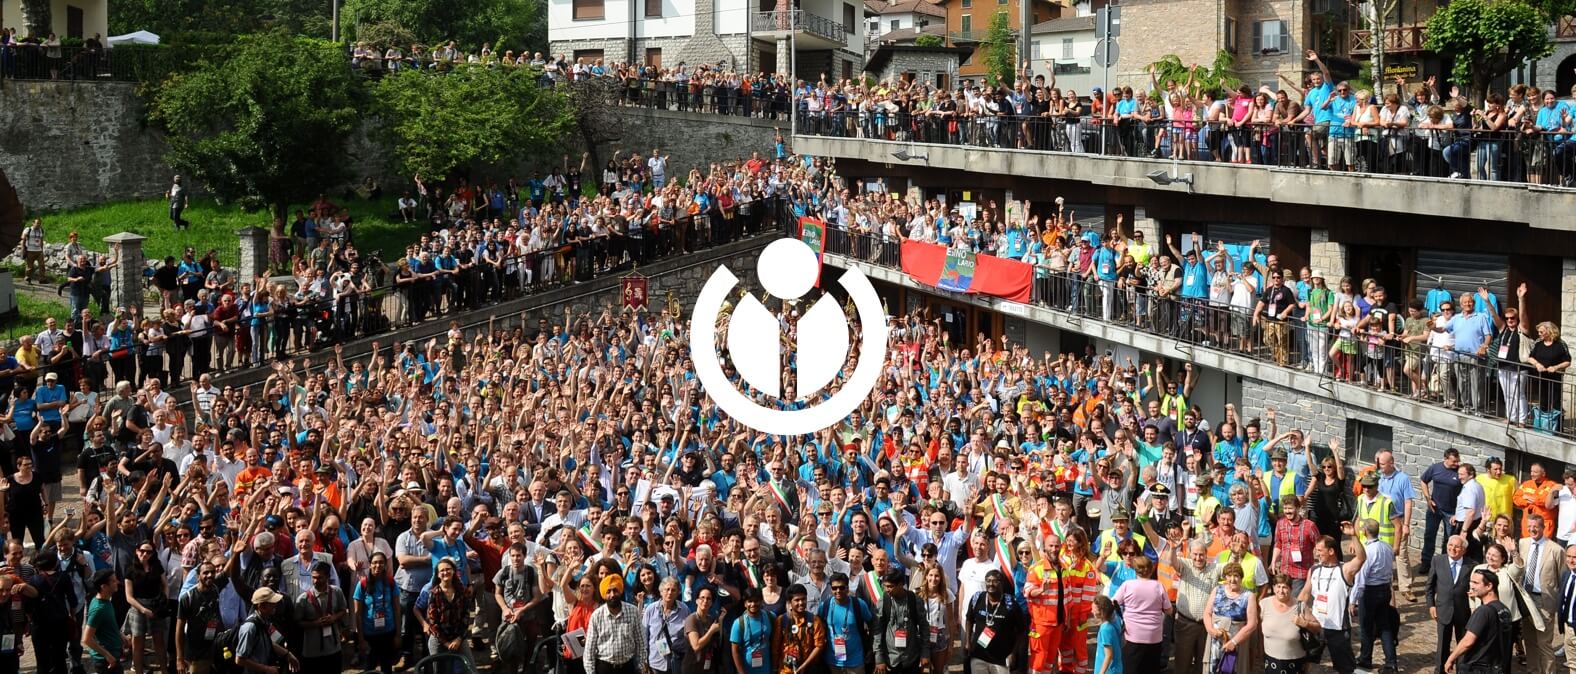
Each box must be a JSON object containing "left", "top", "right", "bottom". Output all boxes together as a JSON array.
[
  {"left": 793, "top": 51, "right": 1576, "bottom": 187},
  {"left": 798, "top": 161, "right": 1576, "bottom": 436},
  {"left": 0, "top": 29, "right": 108, "bottom": 80}
]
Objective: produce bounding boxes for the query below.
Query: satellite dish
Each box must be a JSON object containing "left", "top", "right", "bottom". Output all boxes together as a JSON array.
[{"left": 0, "top": 169, "right": 23, "bottom": 255}]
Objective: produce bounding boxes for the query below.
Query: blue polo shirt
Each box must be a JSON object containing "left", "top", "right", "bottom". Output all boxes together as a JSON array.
[{"left": 1447, "top": 312, "right": 1494, "bottom": 355}]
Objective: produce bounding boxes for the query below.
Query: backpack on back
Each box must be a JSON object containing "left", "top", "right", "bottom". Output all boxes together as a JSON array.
[{"left": 211, "top": 615, "right": 263, "bottom": 674}]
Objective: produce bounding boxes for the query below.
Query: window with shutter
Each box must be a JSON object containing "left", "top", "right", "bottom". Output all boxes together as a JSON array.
[
  {"left": 573, "top": 0, "right": 605, "bottom": 20},
  {"left": 646, "top": 0, "right": 662, "bottom": 17}
]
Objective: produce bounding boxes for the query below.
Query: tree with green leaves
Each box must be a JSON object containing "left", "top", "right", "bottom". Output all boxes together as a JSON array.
[
  {"left": 343, "top": 0, "right": 546, "bottom": 55},
  {"left": 109, "top": 0, "right": 332, "bottom": 40},
  {"left": 149, "top": 36, "right": 365, "bottom": 223},
  {"left": 914, "top": 34, "right": 944, "bottom": 48},
  {"left": 373, "top": 66, "right": 574, "bottom": 181},
  {"left": 982, "top": 12, "right": 1016, "bottom": 87},
  {"left": 1426, "top": 0, "right": 1552, "bottom": 97},
  {"left": 1145, "top": 51, "right": 1241, "bottom": 98}
]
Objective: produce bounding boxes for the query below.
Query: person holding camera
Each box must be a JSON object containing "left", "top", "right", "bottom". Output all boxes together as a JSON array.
[{"left": 1443, "top": 568, "right": 1514, "bottom": 674}]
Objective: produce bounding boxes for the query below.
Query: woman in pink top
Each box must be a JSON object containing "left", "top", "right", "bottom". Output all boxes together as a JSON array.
[
  {"left": 1230, "top": 85, "right": 1255, "bottom": 164},
  {"left": 1111, "top": 556, "right": 1173, "bottom": 673},
  {"left": 1169, "top": 93, "right": 1196, "bottom": 160}
]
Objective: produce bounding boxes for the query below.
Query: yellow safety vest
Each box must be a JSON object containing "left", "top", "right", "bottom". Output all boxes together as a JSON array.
[
  {"left": 1214, "top": 551, "right": 1266, "bottom": 591},
  {"left": 1097, "top": 530, "right": 1149, "bottom": 558},
  {"left": 1261, "top": 471, "right": 1299, "bottom": 516},
  {"left": 1356, "top": 495, "right": 1397, "bottom": 547}
]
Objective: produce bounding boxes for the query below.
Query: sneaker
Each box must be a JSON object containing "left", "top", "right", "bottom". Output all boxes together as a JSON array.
[{"left": 1449, "top": 171, "right": 1463, "bottom": 179}]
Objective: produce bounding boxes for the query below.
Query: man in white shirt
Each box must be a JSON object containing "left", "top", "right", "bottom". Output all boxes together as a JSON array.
[
  {"left": 1454, "top": 463, "right": 1486, "bottom": 556},
  {"left": 647, "top": 150, "right": 669, "bottom": 188},
  {"left": 955, "top": 530, "right": 997, "bottom": 623}
]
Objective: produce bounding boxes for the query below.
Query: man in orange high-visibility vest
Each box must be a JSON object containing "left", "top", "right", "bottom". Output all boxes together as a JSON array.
[{"left": 1024, "top": 535, "right": 1065, "bottom": 674}]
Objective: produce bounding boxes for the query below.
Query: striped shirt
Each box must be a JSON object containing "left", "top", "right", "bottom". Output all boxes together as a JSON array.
[
  {"left": 584, "top": 601, "right": 646, "bottom": 670},
  {"left": 1174, "top": 560, "right": 1218, "bottom": 622}
]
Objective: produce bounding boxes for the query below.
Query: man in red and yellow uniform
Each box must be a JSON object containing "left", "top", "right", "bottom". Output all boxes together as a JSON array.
[
  {"left": 1513, "top": 462, "right": 1560, "bottom": 538},
  {"left": 1024, "top": 536, "right": 1065, "bottom": 674},
  {"left": 1058, "top": 535, "right": 1098, "bottom": 674}
]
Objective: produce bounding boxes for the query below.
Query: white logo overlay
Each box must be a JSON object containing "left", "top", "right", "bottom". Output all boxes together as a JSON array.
[{"left": 690, "top": 238, "right": 889, "bottom": 436}]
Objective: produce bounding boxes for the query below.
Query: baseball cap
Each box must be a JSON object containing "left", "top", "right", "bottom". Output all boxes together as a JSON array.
[{"left": 252, "top": 587, "right": 285, "bottom": 604}]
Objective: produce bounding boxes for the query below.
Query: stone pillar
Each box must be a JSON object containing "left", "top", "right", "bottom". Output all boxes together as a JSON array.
[
  {"left": 237, "top": 227, "right": 271, "bottom": 286},
  {"left": 1130, "top": 206, "right": 1160, "bottom": 243},
  {"left": 777, "top": 37, "right": 791, "bottom": 78},
  {"left": 1308, "top": 228, "right": 1347, "bottom": 283},
  {"left": 103, "top": 232, "right": 147, "bottom": 315}
]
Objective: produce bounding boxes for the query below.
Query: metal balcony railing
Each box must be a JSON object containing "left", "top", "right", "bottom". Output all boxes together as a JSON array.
[
  {"left": 752, "top": 10, "right": 846, "bottom": 45},
  {"left": 820, "top": 227, "right": 1576, "bottom": 441},
  {"left": 793, "top": 110, "right": 1576, "bottom": 189}
]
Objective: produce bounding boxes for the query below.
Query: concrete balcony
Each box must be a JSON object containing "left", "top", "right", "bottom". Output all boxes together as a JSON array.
[{"left": 792, "top": 132, "right": 1576, "bottom": 230}]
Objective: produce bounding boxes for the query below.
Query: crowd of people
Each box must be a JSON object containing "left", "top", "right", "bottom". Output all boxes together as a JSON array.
[
  {"left": 0, "top": 152, "right": 1562, "bottom": 674},
  {"left": 22, "top": 147, "right": 799, "bottom": 393},
  {"left": 819, "top": 184, "right": 1573, "bottom": 435},
  {"left": 790, "top": 52, "right": 1576, "bottom": 187}
]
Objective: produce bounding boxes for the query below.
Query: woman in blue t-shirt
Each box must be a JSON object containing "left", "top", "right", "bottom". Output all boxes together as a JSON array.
[
  {"left": 5, "top": 386, "right": 37, "bottom": 462},
  {"left": 1093, "top": 594, "right": 1124, "bottom": 674},
  {"left": 354, "top": 551, "right": 401, "bottom": 674}
]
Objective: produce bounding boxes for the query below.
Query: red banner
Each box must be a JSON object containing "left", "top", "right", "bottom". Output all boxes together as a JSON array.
[
  {"left": 621, "top": 276, "right": 649, "bottom": 310},
  {"left": 800, "top": 217, "right": 827, "bottom": 288},
  {"left": 900, "top": 241, "right": 1033, "bottom": 303}
]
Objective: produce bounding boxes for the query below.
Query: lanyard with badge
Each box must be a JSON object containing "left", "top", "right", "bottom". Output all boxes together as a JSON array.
[
  {"left": 830, "top": 600, "right": 854, "bottom": 662},
  {"left": 975, "top": 597, "right": 1005, "bottom": 649},
  {"left": 370, "top": 584, "right": 391, "bottom": 631},
  {"left": 1311, "top": 567, "right": 1335, "bottom": 620},
  {"left": 309, "top": 590, "right": 335, "bottom": 640},
  {"left": 744, "top": 614, "right": 766, "bottom": 670}
]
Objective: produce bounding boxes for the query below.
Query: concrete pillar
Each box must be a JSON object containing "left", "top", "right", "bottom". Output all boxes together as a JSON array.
[
  {"left": 237, "top": 227, "right": 270, "bottom": 287},
  {"left": 1308, "top": 229, "right": 1348, "bottom": 283},
  {"left": 104, "top": 232, "right": 147, "bottom": 315}
]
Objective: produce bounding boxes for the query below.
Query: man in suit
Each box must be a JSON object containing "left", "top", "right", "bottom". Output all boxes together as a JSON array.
[
  {"left": 1557, "top": 544, "right": 1576, "bottom": 670},
  {"left": 1519, "top": 513, "right": 1563, "bottom": 674},
  {"left": 281, "top": 529, "right": 334, "bottom": 598},
  {"left": 521, "top": 480, "right": 550, "bottom": 539},
  {"left": 1426, "top": 534, "right": 1473, "bottom": 674}
]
